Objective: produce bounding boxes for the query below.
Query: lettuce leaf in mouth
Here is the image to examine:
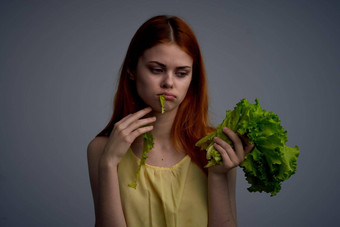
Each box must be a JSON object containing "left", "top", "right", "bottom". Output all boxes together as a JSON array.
[
  {"left": 195, "top": 98, "right": 299, "bottom": 196},
  {"left": 128, "top": 95, "right": 166, "bottom": 189},
  {"left": 160, "top": 94, "right": 166, "bottom": 114}
]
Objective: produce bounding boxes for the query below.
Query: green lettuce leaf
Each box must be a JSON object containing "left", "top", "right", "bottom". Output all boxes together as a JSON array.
[
  {"left": 128, "top": 131, "right": 154, "bottom": 189},
  {"left": 160, "top": 94, "right": 166, "bottom": 114},
  {"left": 129, "top": 95, "right": 166, "bottom": 189},
  {"left": 195, "top": 98, "right": 299, "bottom": 196}
]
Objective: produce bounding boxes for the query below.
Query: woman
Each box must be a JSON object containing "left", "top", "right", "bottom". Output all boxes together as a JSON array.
[{"left": 87, "top": 15, "right": 254, "bottom": 227}]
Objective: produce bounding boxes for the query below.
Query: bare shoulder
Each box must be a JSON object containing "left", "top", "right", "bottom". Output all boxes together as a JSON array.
[
  {"left": 87, "top": 136, "right": 110, "bottom": 212},
  {"left": 87, "top": 136, "right": 109, "bottom": 159},
  {"left": 87, "top": 136, "right": 109, "bottom": 181}
]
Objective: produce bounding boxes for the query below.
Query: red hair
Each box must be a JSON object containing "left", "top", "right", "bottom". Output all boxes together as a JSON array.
[{"left": 96, "top": 15, "right": 214, "bottom": 171}]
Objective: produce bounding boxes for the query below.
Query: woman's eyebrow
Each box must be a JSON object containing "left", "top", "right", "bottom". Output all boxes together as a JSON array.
[
  {"left": 148, "top": 61, "right": 166, "bottom": 67},
  {"left": 177, "top": 66, "right": 192, "bottom": 70},
  {"left": 148, "top": 61, "right": 192, "bottom": 69}
]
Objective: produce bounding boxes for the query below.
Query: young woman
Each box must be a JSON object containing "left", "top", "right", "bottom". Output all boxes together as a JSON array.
[{"left": 87, "top": 15, "right": 254, "bottom": 227}]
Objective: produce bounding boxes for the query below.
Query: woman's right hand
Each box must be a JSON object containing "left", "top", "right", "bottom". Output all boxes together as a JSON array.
[{"left": 100, "top": 107, "right": 156, "bottom": 166}]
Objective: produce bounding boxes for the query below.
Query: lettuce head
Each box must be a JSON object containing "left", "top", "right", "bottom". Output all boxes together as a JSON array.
[{"left": 196, "top": 98, "right": 299, "bottom": 196}]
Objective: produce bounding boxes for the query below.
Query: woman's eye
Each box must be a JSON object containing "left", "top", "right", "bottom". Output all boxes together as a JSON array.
[
  {"left": 176, "top": 71, "right": 189, "bottom": 77},
  {"left": 150, "top": 68, "right": 163, "bottom": 74}
]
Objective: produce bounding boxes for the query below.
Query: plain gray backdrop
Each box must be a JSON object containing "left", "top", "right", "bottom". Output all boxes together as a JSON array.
[{"left": 1, "top": 0, "right": 339, "bottom": 226}]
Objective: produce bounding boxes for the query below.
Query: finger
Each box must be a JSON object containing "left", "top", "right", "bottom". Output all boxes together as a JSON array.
[
  {"left": 213, "top": 137, "right": 239, "bottom": 165},
  {"left": 222, "top": 127, "right": 244, "bottom": 160},
  {"left": 244, "top": 144, "right": 255, "bottom": 155},
  {"left": 129, "top": 125, "right": 154, "bottom": 142},
  {"left": 123, "top": 116, "right": 156, "bottom": 135},
  {"left": 117, "top": 107, "right": 152, "bottom": 129},
  {"left": 239, "top": 134, "right": 255, "bottom": 155},
  {"left": 239, "top": 134, "right": 251, "bottom": 145},
  {"left": 213, "top": 142, "right": 234, "bottom": 167}
]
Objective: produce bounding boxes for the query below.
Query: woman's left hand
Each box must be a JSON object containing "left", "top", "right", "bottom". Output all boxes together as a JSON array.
[{"left": 209, "top": 127, "right": 254, "bottom": 174}]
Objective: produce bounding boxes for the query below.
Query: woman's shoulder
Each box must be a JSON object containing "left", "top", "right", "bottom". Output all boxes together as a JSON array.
[{"left": 87, "top": 136, "right": 109, "bottom": 158}]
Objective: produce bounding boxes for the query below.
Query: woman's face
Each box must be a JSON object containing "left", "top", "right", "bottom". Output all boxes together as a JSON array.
[{"left": 134, "top": 43, "right": 193, "bottom": 114}]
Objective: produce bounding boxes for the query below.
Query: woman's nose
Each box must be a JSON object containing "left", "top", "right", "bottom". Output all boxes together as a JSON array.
[{"left": 161, "top": 73, "right": 173, "bottom": 88}]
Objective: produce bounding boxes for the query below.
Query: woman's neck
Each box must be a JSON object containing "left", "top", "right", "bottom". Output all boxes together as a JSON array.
[
  {"left": 131, "top": 107, "right": 187, "bottom": 167},
  {"left": 133, "top": 107, "right": 177, "bottom": 148},
  {"left": 152, "top": 110, "right": 176, "bottom": 140}
]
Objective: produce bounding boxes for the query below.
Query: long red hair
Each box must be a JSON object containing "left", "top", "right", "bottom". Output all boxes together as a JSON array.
[{"left": 96, "top": 15, "right": 213, "bottom": 170}]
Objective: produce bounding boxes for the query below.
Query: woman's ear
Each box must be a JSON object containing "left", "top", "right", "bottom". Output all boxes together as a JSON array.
[{"left": 127, "top": 69, "right": 135, "bottom": 80}]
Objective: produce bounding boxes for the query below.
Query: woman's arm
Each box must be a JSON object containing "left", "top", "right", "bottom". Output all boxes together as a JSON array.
[
  {"left": 208, "top": 168, "right": 237, "bottom": 226},
  {"left": 87, "top": 138, "right": 126, "bottom": 227},
  {"left": 87, "top": 107, "right": 156, "bottom": 227},
  {"left": 207, "top": 127, "right": 254, "bottom": 227}
]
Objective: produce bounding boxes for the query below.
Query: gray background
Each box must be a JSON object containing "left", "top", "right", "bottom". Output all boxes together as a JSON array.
[{"left": 1, "top": 0, "right": 339, "bottom": 226}]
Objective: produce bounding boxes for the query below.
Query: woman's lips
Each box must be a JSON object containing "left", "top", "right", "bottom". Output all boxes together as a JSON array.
[
  {"left": 164, "top": 95, "right": 175, "bottom": 101},
  {"left": 161, "top": 92, "right": 176, "bottom": 101}
]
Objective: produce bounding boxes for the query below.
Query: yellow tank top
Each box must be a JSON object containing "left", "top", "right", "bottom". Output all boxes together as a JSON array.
[{"left": 117, "top": 148, "right": 208, "bottom": 227}]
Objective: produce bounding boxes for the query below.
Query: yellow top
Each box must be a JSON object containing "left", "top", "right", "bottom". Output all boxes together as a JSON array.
[{"left": 117, "top": 148, "right": 208, "bottom": 227}]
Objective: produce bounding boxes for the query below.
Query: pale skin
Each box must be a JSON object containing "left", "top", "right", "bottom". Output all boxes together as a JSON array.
[{"left": 87, "top": 43, "right": 254, "bottom": 227}]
